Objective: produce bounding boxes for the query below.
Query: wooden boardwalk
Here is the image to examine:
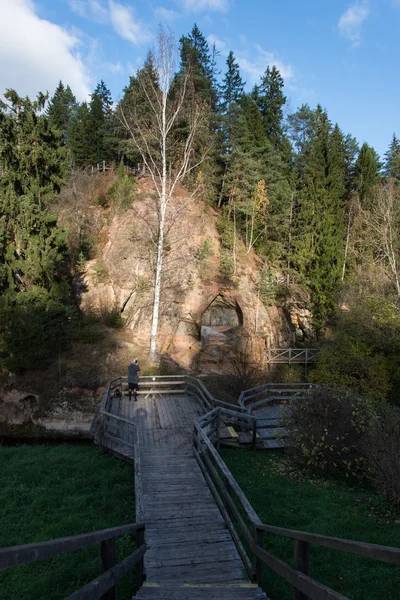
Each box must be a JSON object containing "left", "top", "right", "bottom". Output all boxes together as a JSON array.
[{"left": 104, "top": 392, "right": 267, "bottom": 599}]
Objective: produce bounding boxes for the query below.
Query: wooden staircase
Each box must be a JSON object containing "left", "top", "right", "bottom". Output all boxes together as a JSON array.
[{"left": 2, "top": 376, "right": 399, "bottom": 599}]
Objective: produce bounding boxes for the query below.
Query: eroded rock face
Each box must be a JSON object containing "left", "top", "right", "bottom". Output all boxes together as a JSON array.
[
  {"left": 0, "top": 389, "right": 39, "bottom": 426},
  {"left": 75, "top": 180, "right": 314, "bottom": 373},
  {"left": 0, "top": 384, "right": 102, "bottom": 438}
]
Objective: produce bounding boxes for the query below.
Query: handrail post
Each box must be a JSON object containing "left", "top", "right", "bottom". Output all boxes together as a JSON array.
[
  {"left": 136, "top": 526, "right": 145, "bottom": 590},
  {"left": 100, "top": 537, "right": 116, "bottom": 600},
  {"left": 254, "top": 526, "right": 264, "bottom": 584},
  {"left": 293, "top": 539, "right": 309, "bottom": 600},
  {"left": 216, "top": 410, "right": 221, "bottom": 451}
]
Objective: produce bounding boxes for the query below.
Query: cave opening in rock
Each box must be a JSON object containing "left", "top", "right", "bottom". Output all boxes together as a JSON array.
[{"left": 200, "top": 295, "right": 243, "bottom": 341}]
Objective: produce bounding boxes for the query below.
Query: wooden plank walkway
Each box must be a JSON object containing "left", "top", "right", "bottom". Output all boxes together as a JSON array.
[{"left": 106, "top": 392, "right": 267, "bottom": 599}]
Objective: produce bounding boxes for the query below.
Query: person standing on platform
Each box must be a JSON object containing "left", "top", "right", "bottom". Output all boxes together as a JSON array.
[{"left": 127, "top": 358, "right": 140, "bottom": 401}]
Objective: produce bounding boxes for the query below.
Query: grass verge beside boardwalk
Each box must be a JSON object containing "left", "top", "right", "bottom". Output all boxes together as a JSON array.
[
  {"left": 0, "top": 444, "right": 135, "bottom": 600},
  {"left": 221, "top": 448, "right": 400, "bottom": 600}
]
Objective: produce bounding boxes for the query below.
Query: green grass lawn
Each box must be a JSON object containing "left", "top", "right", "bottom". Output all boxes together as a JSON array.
[
  {"left": 0, "top": 444, "right": 135, "bottom": 600},
  {"left": 221, "top": 448, "right": 400, "bottom": 600}
]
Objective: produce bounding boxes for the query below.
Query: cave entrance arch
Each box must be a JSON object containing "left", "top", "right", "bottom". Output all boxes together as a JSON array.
[{"left": 200, "top": 295, "right": 243, "bottom": 340}]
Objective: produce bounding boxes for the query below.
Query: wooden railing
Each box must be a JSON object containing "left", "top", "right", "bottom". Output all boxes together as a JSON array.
[
  {"left": 0, "top": 523, "right": 146, "bottom": 600},
  {"left": 239, "top": 382, "right": 317, "bottom": 412},
  {"left": 267, "top": 348, "right": 319, "bottom": 364},
  {"left": 194, "top": 405, "right": 400, "bottom": 599},
  {"left": 193, "top": 407, "right": 259, "bottom": 579},
  {"left": 90, "top": 375, "right": 246, "bottom": 450}
]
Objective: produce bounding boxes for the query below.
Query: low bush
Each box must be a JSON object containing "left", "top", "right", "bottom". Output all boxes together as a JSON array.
[
  {"left": 197, "top": 237, "right": 213, "bottom": 261},
  {"left": 220, "top": 249, "right": 234, "bottom": 277},
  {"left": 286, "top": 387, "right": 373, "bottom": 477},
  {"left": 363, "top": 404, "right": 400, "bottom": 505},
  {"left": 108, "top": 165, "right": 137, "bottom": 212},
  {"left": 102, "top": 308, "right": 124, "bottom": 329}
]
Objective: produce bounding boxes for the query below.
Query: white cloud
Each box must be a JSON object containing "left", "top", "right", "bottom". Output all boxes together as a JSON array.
[
  {"left": 69, "top": 0, "right": 108, "bottom": 22},
  {"left": 180, "top": 0, "right": 230, "bottom": 13},
  {"left": 0, "top": 0, "right": 91, "bottom": 101},
  {"left": 109, "top": 1, "right": 152, "bottom": 45},
  {"left": 338, "top": 1, "right": 370, "bottom": 47},
  {"left": 69, "top": 0, "right": 88, "bottom": 17},
  {"left": 237, "top": 49, "right": 295, "bottom": 88},
  {"left": 70, "top": 0, "right": 151, "bottom": 43},
  {"left": 207, "top": 33, "right": 228, "bottom": 54},
  {"left": 155, "top": 6, "right": 181, "bottom": 21}
]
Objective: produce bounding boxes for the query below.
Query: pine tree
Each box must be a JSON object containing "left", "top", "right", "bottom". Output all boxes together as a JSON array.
[
  {"left": 384, "top": 133, "right": 400, "bottom": 181},
  {"left": 0, "top": 90, "right": 67, "bottom": 292},
  {"left": 354, "top": 142, "right": 381, "bottom": 206},
  {"left": 46, "top": 80, "right": 77, "bottom": 144}
]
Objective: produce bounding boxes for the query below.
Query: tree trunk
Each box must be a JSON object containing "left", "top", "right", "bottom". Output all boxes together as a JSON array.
[{"left": 341, "top": 207, "right": 352, "bottom": 282}]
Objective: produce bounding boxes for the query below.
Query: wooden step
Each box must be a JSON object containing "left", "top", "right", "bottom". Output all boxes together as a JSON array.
[{"left": 134, "top": 582, "right": 268, "bottom": 599}]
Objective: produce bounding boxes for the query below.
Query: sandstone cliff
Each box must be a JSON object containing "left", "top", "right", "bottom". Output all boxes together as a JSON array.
[{"left": 0, "top": 174, "right": 314, "bottom": 437}]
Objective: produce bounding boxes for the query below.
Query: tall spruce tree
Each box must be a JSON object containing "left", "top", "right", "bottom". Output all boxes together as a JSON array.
[
  {"left": 87, "top": 80, "right": 115, "bottom": 164},
  {"left": 179, "top": 24, "right": 218, "bottom": 109},
  {"left": 384, "top": 134, "right": 400, "bottom": 181},
  {"left": 0, "top": 90, "right": 67, "bottom": 292},
  {"left": 354, "top": 142, "right": 381, "bottom": 205},
  {"left": 69, "top": 102, "right": 91, "bottom": 166},
  {"left": 254, "top": 65, "right": 286, "bottom": 149},
  {"left": 292, "top": 106, "right": 346, "bottom": 329},
  {"left": 46, "top": 81, "right": 77, "bottom": 144}
]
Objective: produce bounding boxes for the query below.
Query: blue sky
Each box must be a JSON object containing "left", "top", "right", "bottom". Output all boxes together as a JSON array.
[{"left": 1, "top": 0, "right": 399, "bottom": 157}]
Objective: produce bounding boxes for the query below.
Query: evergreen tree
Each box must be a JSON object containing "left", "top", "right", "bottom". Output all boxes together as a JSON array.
[
  {"left": 254, "top": 65, "right": 286, "bottom": 149},
  {"left": 292, "top": 107, "right": 346, "bottom": 329},
  {"left": 46, "top": 80, "right": 77, "bottom": 144},
  {"left": 354, "top": 142, "right": 381, "bottom": 205},
  {"left": 384, "top": 134, "right": 400, "bottom": 181},
  {"left": 220, "top": 51, "right": 244, "bottom": 150},
  {"left": 86, "top": 80, "right": 115, "bottom": 164},
  {"left": 69, "top": 102, "right": 91, "bottom": 166},
  {"left": 117, "top": 53, "right": 160, "bottom": 166},
  {"left": 178, "top": 24, "right": 218, "bottom": 109},
  {"left": 0, "top": 90, "right": 67, "bottom": 292}
]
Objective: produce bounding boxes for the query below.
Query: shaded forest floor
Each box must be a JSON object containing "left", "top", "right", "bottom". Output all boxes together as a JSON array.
[
  {"left": 0, "top": 445, "right": 135, "bottom": 600},
  {"left": 221, "top": 448, "right": 400, "bottom": 600}
]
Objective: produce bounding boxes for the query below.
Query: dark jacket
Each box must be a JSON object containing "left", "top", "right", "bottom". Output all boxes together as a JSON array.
[{"left": 128, "top": 363, "right": 140, "bottom": 384}]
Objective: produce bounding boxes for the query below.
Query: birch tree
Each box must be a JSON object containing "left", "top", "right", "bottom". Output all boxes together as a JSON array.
[
  {"left": 118, "top": 27, "right": 207, "bottom": 361},
  {"left": 361, "top": 183, "right": 400, "bottom": 299}
]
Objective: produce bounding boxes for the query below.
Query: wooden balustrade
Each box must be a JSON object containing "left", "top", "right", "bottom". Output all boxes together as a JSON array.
[
  {"left": 194, "top": 403, "right": 400, "bottom": 599},
  {"left": 0, "top": 523, "right": 146, "bottom": 600}
]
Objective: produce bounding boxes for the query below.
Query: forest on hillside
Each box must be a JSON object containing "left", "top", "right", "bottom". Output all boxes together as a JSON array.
[{"left": 1, "top": 24, "right": 400, "bottom": 405}]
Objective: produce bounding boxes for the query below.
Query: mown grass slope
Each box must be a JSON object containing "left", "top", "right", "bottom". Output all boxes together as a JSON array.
[
  {"left": 0, "top": 444, "right": 135, "bottom": 600},
  {"left": 221, "top": 448, "right": 400, "bottom": 600}
]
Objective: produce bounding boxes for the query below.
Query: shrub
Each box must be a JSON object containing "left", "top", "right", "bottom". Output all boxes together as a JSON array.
[
  {"left": 220, "top": 249, "right": 234, "bottom": 277},
  {"left": 136, "top": 276, "right": 151, "bottom": 295},
  {"left": 259, "top": 266, "right": 276, "bottom": 305},
  {"left": 0, "top": 290, "right": 75, "bottom": 373},
  {"left": 197, "top": 237, "right": 213, "bottom": 261},
  {"left": 108, "top": 165, "right": 137, "bottom": 212},
  {"left": 310, "top": 339, "right": 390, "bottom": 402},
  {"left": 363, "top": 405, "right": 400, "bottom": 505},
  {"left": 286, "top": 387, "right": 373, "bottom": 477},
  {"left": 103, "top": 308, "right": 124, "bottom": 329},
  {"left": 217, "top": 214, "right": 234, "bottom": 249}
]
